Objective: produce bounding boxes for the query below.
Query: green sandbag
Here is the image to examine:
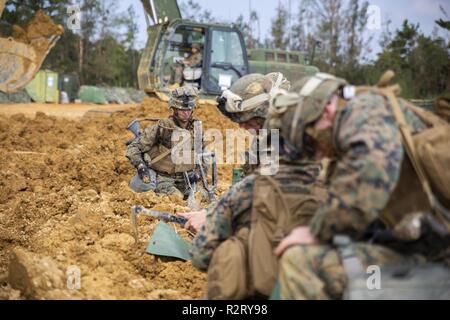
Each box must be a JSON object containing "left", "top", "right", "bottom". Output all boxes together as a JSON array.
[
  {"left": 146, "top": 222, "right": 193, "bottom": 261},
  {"left": 79, "top": 86, "right": 107, "bottom": 104}
]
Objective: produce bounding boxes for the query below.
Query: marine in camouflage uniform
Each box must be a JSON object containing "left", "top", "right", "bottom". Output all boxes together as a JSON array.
[
  {"left": 170, "top": 42, "right": 203, "bottom": 86},
  {"left": 126, "top": 85, "right": 207, "bottom": 199},
  {"left": 270, "top": 72, "right": 448, "bottom": 299},
  {"left": 216, "top": 72, "right": 291, "bottom": 176},
  {"left": 189, "top": 73, "right": 325, "bottom": 273},
  {"left": 190, "top": 160, "right": 323, "bottom": 271}
]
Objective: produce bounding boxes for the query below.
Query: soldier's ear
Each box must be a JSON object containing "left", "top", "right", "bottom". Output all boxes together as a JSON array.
[{"left": 324, "top": 95, "right": 338, "bottom": 118}]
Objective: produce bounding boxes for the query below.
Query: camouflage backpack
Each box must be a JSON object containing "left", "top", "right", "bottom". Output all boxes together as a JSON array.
[{"left": 360, "top": 71, "right": 450, "bottom": 231}]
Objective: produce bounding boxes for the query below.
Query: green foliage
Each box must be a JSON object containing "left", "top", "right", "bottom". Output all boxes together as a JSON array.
[
  {"left": 372, "top": 20, "right": 449, "bottom": 99},
  {"left": 234, "top": 11, "right": 261, "bottom": 49},
  {"left": 179, "top": 0, "right": 216, "bottom": 23},
  {"left": 270, "top": 2, "right": 289, "bottom": 50}
]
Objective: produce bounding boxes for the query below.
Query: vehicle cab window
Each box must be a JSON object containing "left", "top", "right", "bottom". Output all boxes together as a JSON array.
[
  {"left": 207, "top": 29, "right": 247, "bottom": 93},
  {"left": 162, "top": 26, "right": 205, "bottom": 88}
]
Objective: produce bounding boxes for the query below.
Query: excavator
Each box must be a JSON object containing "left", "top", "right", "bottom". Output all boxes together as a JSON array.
[
  {"left": 138, "top": 0, "right": 319, "bottom": 101},
  {"left": 0, "top": 0, "right": 63, "bottom": 93}
]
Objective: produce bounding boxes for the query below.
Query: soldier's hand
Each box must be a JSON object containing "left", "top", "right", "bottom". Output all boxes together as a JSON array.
[
  {"left": 274, "top": 226, "right": 318, "bottom": 257},
  {"left": 179, "top": 209, "right": 207, "bottom": 232},
  {"left": 137, "top": 163, "right": 150, "bottom": 184}
]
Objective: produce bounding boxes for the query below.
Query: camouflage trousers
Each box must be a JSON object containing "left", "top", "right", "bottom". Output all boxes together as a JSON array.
[
  {"left": 130, "top": 173, "right": 208, "bottom": 200},
  {"left": 170, "top": 62, "right": 184, "bottom": 85},
  {"left": 278, "top": 243, "right": 424, "bottom": 300},
  {"left": 155, "top": 174, "right": 186, "bottom": 197}
]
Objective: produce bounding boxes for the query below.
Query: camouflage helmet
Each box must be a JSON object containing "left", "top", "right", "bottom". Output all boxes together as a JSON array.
[
  {"left": 268, "top": 73, "right": 347, "bottom": 153},
  {"left": 169, "top": 85, "right": 199, "bottom": 110},
  {"left": 219, "top": 72, "right": 291, "bottom": 123},
  {"left": 191, "top": 42, "right": 202, "bottom": 50}
]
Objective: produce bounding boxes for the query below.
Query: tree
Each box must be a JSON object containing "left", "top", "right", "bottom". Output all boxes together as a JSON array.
[
  {"left": 270, "top": 1, "right": 289, "bottom": 50},
  {"left": 234, "top": 11, "right": 261, "bottom": 49},
  {"left": 179, "top": 0, "right": 216, "bottom": 23},
  {"left": 290, "top": 0, "right": 371, "bottom": 81},
  {"left": 373, "top": 20, "right": 450, "bottom": 98}
]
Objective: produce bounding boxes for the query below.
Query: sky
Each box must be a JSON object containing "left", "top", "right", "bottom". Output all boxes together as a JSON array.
[{"left": 120, "top": 0, "right": 450, "bottom": 58}]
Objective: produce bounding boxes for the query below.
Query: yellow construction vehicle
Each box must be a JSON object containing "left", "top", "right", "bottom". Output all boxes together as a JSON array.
[{"left": 0, "top": 0, "right": 64, "bottom": 93}]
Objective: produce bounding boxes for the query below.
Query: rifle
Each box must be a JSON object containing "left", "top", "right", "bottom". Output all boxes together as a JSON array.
[
  {"left": 131, "top": 205, "right": 188, "bottom": 243},
  {"left": 125, "top": 118, "right": 160, "bottom": 146}
]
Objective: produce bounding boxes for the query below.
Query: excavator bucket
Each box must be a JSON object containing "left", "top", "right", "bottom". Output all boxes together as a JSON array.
[{"left": 0, "top": 4, "right": 64, "bottom": 93}]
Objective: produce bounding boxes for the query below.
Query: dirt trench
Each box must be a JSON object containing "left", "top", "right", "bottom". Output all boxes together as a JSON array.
[{"left": 0, "top": 97, "right": 238, "bottom": 299}]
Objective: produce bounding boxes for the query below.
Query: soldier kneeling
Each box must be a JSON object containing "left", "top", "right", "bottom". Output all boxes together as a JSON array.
[{"left": 126, "top": 85, "right": 208, "bottom": 201}]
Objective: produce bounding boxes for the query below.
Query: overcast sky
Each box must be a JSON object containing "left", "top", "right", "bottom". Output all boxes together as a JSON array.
[{"left": 120, "top": 0, "right": 449, "bottom": 59}]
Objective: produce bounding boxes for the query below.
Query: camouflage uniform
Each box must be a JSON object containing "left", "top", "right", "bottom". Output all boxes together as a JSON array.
[
  {"left": 279, "top": 243, "right": 425, "bottom": 300},
  {"left": 170, "top": 43, "right": 203, "bottom": 85},
  {"left": 190, "top": 160, "right": 322, "bottom": 271},
  {"left": 126, "top": 86, "right": 207, "bottom": 199},
  {"left": 273, "top": 73, "right": 444, "bottom": 299}
]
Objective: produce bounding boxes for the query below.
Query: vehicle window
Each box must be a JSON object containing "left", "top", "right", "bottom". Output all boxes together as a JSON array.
[
  {"left": 210, "top": 30, "right": 246, "bottom": 90},
  {"left": 265, "top": 52, "right": 275, "bottom": 61},
  {"left": 160, "top": 26, "right": 205, "bottom": 85},
  {"left": 211, "top": 30, "right": 245, "bottom": 67},
  {"left": 289, "top": 54, "right": 299, "bottom": 64},
  {"left": 278, "top": 53, "right": 287, "bottom": 63}
]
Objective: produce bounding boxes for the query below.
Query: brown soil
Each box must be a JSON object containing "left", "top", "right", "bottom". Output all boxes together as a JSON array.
[{"left": 0, "top": 97, "right": 238, "bottom": 299}]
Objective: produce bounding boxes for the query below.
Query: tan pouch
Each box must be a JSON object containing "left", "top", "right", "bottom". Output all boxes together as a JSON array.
[
  {"left": 414, "top": 124, "right": 450, "bottom": 207},
  {"left": 207, "top": 228, "right": 249, "bottom": 300},
  {"left": 148, "top": 144, "right": 176, "bottom": 174},
  {"left": 249, "top": 175, "right": 321, "bottom": 297}
]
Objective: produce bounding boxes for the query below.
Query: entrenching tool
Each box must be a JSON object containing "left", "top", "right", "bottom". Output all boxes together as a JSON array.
[
  {"left": 131, "top": 205, "right": 188, "bottom": 243},
  {"left": 131, "top": 205, "right": 193, "bottom": 261}
]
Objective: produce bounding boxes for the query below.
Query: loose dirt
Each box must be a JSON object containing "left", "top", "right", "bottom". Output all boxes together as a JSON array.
[{"left": 0, "top": 97, "right": 239, "bottom": 299}]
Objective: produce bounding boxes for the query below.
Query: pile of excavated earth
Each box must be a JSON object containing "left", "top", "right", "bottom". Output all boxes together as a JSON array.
[{"left": 0, "top": 97, "right": 239, "bottom": 299}]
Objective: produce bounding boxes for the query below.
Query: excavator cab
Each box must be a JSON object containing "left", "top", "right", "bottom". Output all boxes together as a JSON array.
[
  {"left": 0, "top": 0, "right": 64, "bottom": 93},
  {"left": 138, "top": 0, "right": 249, "bottom": 100}
]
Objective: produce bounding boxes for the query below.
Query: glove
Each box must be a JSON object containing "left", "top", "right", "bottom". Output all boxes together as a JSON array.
[
  {"left": 137, "top": 163, "right": 151, "bottom": 184},
  {"left": 187, "top": 171, "right": 200, "bottom": 184}
]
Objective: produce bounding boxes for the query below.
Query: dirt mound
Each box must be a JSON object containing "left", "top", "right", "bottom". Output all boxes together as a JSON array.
[{"left": 0, "top": 97, "right": 239, "bottom": 299}]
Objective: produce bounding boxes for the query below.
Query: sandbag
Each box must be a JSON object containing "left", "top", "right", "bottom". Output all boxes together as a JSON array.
[{"left": 207, "top": 228, "right": 249, "bottom": 300}]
